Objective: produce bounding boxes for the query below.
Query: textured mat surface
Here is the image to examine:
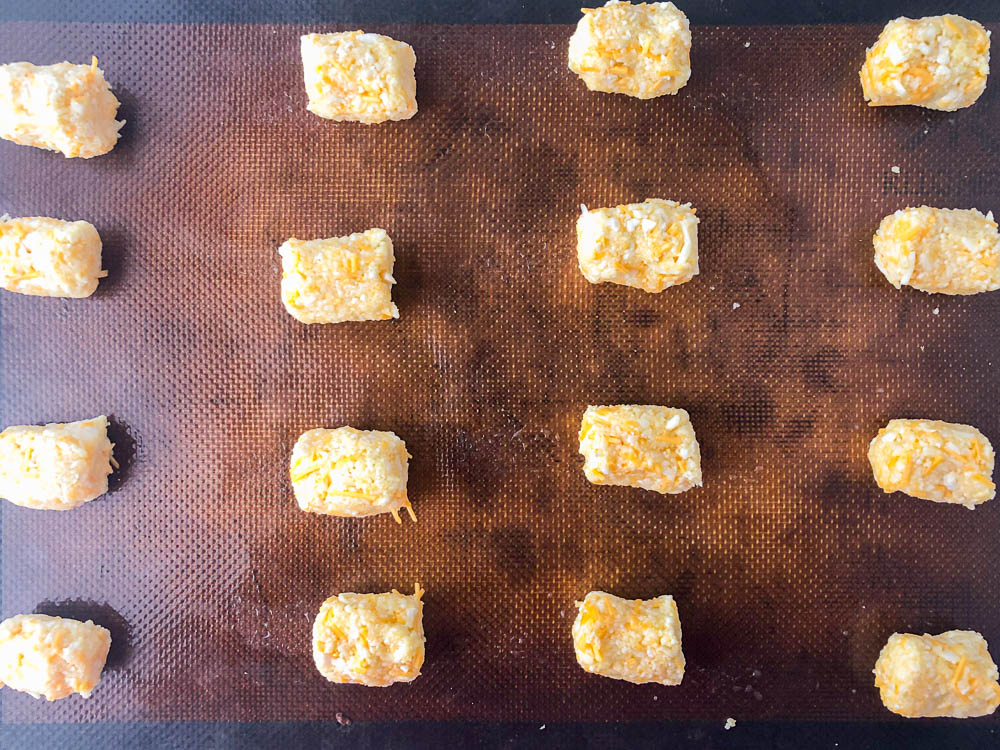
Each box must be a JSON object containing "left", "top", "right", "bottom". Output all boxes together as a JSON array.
[{"left": 1, "top": 22, "right": 998, "bottom": 724}]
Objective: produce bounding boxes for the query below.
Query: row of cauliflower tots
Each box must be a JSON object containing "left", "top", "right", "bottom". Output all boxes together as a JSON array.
[
  {"left": 0, "top": 0, "right": 997, "bottom": 720},
  {"left": 0, "top": 409, "right": 997, "bottom": 711}
]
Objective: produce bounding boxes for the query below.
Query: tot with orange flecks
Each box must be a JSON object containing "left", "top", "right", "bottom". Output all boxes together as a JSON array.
[
  {"left": 290, "top": 426, "right": 415, "bottom": 523},
  {"left": 569, "top": 1, "right": 692, "bottom": 99},
  {"left": 860, "top": 15, "right": 990, "bottom": 112},
  {"left": 0, "top": 416, "right": 114, "bottom": 510},
  {"left": 0, "top": 614, "right": 111, "bottom": 700},
  {"left": 0, "top": 58, "right": 123, "bottom": 157},
  {"left": 301, "top": 31, "right": 417, "bottom": 123},
  {"left": 572, "top": 591, "right": 685, "bottom": 685},
  {"left": 579, "top": 405, "right": 702, "bottom": 494},
  {"left": 279, "top": 229, "right": 399, "bottom": 323},
  {"left": 1, "top": 216, "right": 105, "bottom": 298},
  {"left": 873, "top": 207, "right": 999, "bottom": 295},
  {"left": 874, "top": 630, "right": 1000, "bottom": 718},
  {"left": 577, "top": 199, "right": 699, "bottom": 293},
  {"left": 313, "top": 584, "right": 425, "bottom": 686},
  {"left": 868, "top": 418, "right": 995, "bottom": 509}
]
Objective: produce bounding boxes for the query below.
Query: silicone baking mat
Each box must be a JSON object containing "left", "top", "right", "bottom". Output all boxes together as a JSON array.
[{"left": 1, "top": 21, "right": 998, "bottom": 726}]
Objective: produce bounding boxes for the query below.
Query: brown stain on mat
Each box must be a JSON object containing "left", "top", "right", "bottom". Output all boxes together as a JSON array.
[{"left": 1, "top": 21, "right": 999, "bottom": 725}]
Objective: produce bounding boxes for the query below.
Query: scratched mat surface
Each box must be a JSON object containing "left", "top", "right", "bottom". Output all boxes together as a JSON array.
[{"left": 1, "top": 22, "right": 998, "bottom": 724}]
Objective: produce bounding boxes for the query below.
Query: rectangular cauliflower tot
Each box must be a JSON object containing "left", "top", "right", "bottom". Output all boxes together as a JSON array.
[
  {"left": 0, "top": 58, "right": 123, "bottom": 158},
  {"left": 301, "top": 32, "right": 417, "bottom": 123},
  {"left": 860, "top": 15, "right": 990, "bottom": 112},
  {"left": 0, "top": 416, "right": 114, "bottom": 510},
  {"left": 313, "top": 584, "right": 424, "bottom": 686},
  {"left": 580, "top": 405, "right": 701, "bottom": 494},
  {"left": 873, "top": 207, "right": 999, "bottom": 295},
  {"left": 1, "top": 216, "right": 105, "bottom": 298},
  {"left": 868, "top": 419, "right": 995, "bottom": 509},
  {"left": 0, "top": 614, "right": 111, "bottom": 700},
  {"left": 291, "top": 426, "right": 414, "bottom": 523},
  {"left": 572, "top": 591, "right": 685, "bottom": 685},
  {"left": 569, "top": 1, "right": 692, "bottom": 98},
  {"left": 279, "top": 228, "right": 399, "bottom": 323},
  {"left": 874, "top": 630, "right": 1000, "bottom": 718},
  {"left": 578, "top": 199, "right": 698, "bottom": 293}
]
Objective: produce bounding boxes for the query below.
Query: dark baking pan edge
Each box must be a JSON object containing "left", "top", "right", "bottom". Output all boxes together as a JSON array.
[
  {"left": 1, "top": 0, "right": 999, "bottom": 25},
  {"left": 2, "top": 719, "right": 998, "bottom": 749}
]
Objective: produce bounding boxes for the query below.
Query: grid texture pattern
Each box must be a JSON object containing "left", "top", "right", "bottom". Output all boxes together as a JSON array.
[{"left": 0, "top": 22, "right": 998, "bottom": 724}]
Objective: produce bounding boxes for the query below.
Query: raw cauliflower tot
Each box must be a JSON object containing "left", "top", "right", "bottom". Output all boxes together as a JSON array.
[
  {"left": 860, "top": 15, "right": 990, "bottom": 111},
  {"left": 279, "top": 229, "right": 399, "bottom": 323},
  {"left": 301, "top": 31, "right": 417, "bottom": 123},
  {"left": 0, "top": 614, "right": 111, "bottom": 700},
  {"left": 868, "top": 419, "right": 995, "bottom": 509},
  {"left": 290, "top": 426, "right": 414, "bottom": 523},
  {"left": 0, "top": 216, "right": 105, "bottom": 298},
  {"left": 313, "top": 584, "right": 425, "bottom": 686},
  {"left": 873, "top": 207, "right": 999, "bottom": 295},
  {"left": 569, "top": 1, "right": 692, "bottom": 99},
  {"left": 0, "top": 416, "right": 114, "bottom": 510},
  {"left": 572, "top": 591, "right": 685, "bottom": 685},
  {"left": 580, "top": 405, "right": 702, "bottom": 494},
  {"left": 0, "top": 58, "right": 123, "bottom": 157},
  {"left": 874, "top": 630, "right": 1000, "bottom": 718},
  {"left": 577, "top": 199, "right": 698, "bottom": 292}
]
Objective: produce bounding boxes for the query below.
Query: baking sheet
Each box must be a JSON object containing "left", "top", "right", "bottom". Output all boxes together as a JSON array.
[{"left": 1, "top": 21, "right": 998, "bottom": 724}]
